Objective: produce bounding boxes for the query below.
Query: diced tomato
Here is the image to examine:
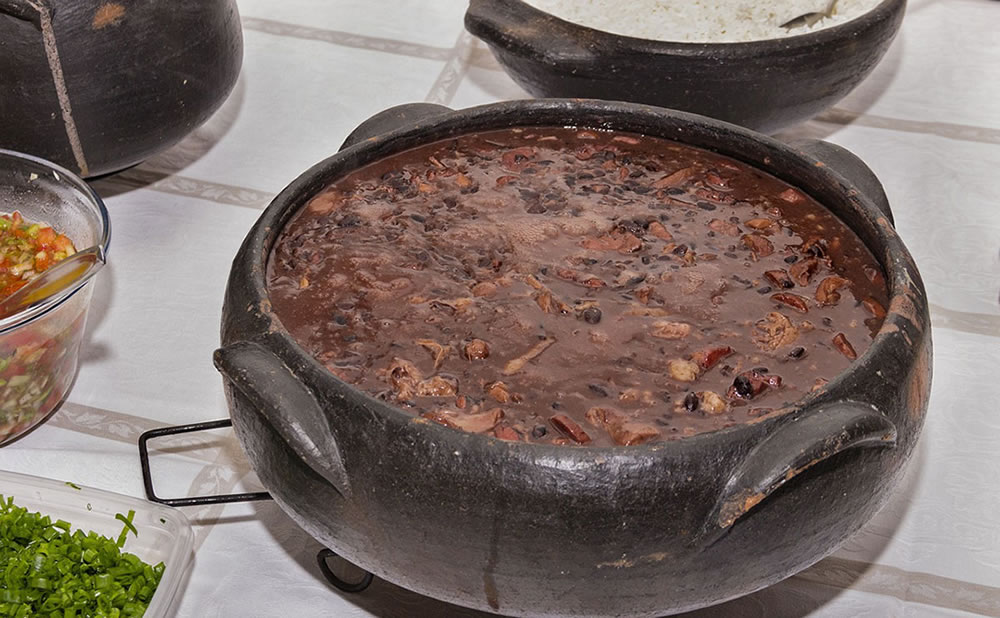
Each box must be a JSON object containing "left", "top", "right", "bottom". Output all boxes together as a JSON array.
[
  {"left": 36, "top": 227, "right": 56, "bottom": 245},
  {"left": 0, "top": 212, "right": 77, "bottom": 302}
]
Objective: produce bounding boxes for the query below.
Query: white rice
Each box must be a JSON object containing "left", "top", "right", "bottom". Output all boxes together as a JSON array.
[{"left": 523, "top": 0, "right": 884, "bottom": 43}]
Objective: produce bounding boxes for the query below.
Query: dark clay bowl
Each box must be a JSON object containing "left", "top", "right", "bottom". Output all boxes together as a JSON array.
[
  {"left": 0, "top": 0, "right": 242, "bottom": 178},
  {"left": 465, "top": 0, "right": 905, "bottom": 133},
  {"left": 215, "top": 100, "right": 930, "bottom": 617}
]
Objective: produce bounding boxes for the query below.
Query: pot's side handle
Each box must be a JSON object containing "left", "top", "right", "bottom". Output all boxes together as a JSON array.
[
  {"left": 465, "top": 0, "right": 596, "bottom": 65},
  {"left": 789, "top": 139, "right": 894, "bottom": 226},
  {"left": 340, "top": 103, "right": 454, "bottom": 151},
  {"left": 214, "top": 340, "right": 350, "bottom": 498},
  {"left": 695, "top": 402, "right": 896, "bottom": 548}
]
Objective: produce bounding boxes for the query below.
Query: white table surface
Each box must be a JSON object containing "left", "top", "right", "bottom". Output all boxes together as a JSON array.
[{"left": 2, "top": 1, "right": 999, "bottom": 616}]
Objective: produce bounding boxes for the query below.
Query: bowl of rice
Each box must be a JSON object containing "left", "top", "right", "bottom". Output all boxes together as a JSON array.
[{"left": 465, "top": 0, "right": 905, "bottom": 133}]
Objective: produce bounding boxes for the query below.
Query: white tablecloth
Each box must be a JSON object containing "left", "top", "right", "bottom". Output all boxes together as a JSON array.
[{"left": 2, "top": 1, "right": 999, "bottom": 616}]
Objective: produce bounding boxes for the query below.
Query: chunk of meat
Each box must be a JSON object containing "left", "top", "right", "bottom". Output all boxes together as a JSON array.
[
  {"left": 423, "top": 407, "right": 503, "bottom": 433},
  {"left": 493, "top": 424, "right": 521, "bottom": 441},
  {"left": 416, "top": 339, "right": 451, "bottom": 370},
  {"left": 779, "top": 188, "right": 806, "bottom": 203},
  {"left": 485, "top": 381, "right": 512, "bottom": 403},
  {"left": 816, "top": 276, "right": 851, "bottom": 306},
  {"left": 535, "top": 291, "right": 572, "bottom": 314},
  {"left": 647, "top": 221, "right": 674, "bottom": 241},
  {"left": 416, "top": 375, "right": 458, "bottom": 397},
  {"left": 585, "top": 407, "right": 661, "bottom": 446},
  {"left": 306, "top": 190, "right": 343, "bottom": 215},
  {"left": 581, "top": 230, "right": 643, "bottom": 254},
  {"left": 501, "top": 146, "right": 536, "bottom": 172},
  {"left": 771, "top": 292, "right": 810, "bottom": 313},
  {"left": 862, "top": 297, "right": 887, "bottom": 319},
  {"left": 764, "top": 269, "right": 795, "bottom": 289},
  {"left": 697, "top": 391, "right": 727, "bottom": 415},
  {"left": 652, "top": 167, "right": 694, "bottom": 188},
  {"left": 503, "top": 337, "right": 556, "bottom": 375},
  {"left": 832, "top": 333, "right": 858, "bottom": 360},
  {"left": 745, "top": 218, "right": 775, "bottom": 231},
  {"left": 383, "top": 358, "right": 423, "bottom": 400},
  {"left": 789, "top": 257, "right": 820, "bottom": 286},
  {"left": 471, "top": 281, "right": 497, "bottom": 297},
  {"left": 741, "top": 233, "right": 774, "bottom": 257},
  {"left": 668, "top": 359, "right": 700, "bottom": 382},
  {"left": 709, "top": 218, "right": 741, "bottom": 237},
  {"left": 691, "top": 345, "right": 734, "bottom": 370},
  {"left": 651, "top": 321, "right": 691, "bottom": 340},
  {"left": 463, "top": 339, "right": 491, "bottom": 360},
  {"left": 752, "top": 312, "right": 799, "bottom": 350},
  {"left": 550, "top": 414, "right": 592, "bottom": 444}
]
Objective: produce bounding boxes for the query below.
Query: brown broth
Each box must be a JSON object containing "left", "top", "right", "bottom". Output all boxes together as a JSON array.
[{"left": 267, "top": 128, "right": 888, "bottom": 447}]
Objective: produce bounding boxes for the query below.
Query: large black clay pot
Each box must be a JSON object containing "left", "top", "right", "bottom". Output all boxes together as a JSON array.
[
  {"left": 0, "top": 0, "right": 242, "bottom": 178},
  {"left": 215, "top": 100, "right": 930, "bottom": 617}
]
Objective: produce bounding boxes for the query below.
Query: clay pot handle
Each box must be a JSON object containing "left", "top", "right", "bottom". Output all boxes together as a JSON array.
[
  {"left": 214, "top": 339, "right": 351, "bottom": 499},
  {"left": 696, "top": 401, "right": 896, "bottom": 547},
  {"left": 790, "top": 138, "right": 894, "bottom": 225},
  {"left": 465, "top": 0, "right": 596, "bottom": 65},
  {"left": 340, "top": 103, "right": 453, "bottom": 151}
]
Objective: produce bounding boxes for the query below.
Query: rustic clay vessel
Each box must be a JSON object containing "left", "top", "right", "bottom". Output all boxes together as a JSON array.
[
  {"left": 0, "top": 0, "right": 242, "bottom": 177},
  {"left": 215, "top": 99, "right": 930, "bottom": 617}
]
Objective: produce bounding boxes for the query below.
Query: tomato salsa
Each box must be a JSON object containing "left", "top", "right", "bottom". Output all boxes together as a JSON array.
[
  {"left": 0, "top": 211, "right": 76, "bottom": 299},
  {"left": 0, "top": 211, "right": 81, "bottom": 445}
]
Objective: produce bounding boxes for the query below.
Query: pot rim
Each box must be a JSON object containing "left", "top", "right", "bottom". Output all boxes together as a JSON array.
[
  {"left": 468, "top": 0, "right": 905, "bottom": 56},
  {"left": 234, "top": 98, "right": 927, "bottom": 456}
]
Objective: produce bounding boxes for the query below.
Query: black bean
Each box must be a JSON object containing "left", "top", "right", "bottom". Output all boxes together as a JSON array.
[
  {"left": 333, "top": 315, "right": 347, "bottom": 326},
  {"left": 788, "top": 347, "right": 806, "bottom": 359},
  {"left": 531, "top": 425, "right": 548, "bottom": 438},
  {"left": 684, "top": 392, "right": 700, "bottom": 412},
  {"left": 822, "top": 317, "right": 834, "bottom": 327},
  {"left": 641, "top": 255, "right": 653, "bottom": 265},
  {"left": 757, "top": 286, "right": 772, "bottom": 294},
  {"left": 551, "top": 401, "right": 563, "bottom": 410},
  {"left": 733, "top": 375, "right": 754, "bottom": 398},
  {"left": 582, "top": 307, "right": 602, "bottom": 324},
  {"left": 753, "top": 367, "right": 769, "bottom": 373},
  {"left": 784, "top": 255, "right": 799, "bottom": 263},
  {"left": 672, "top": 244, "right": 689, "bottom": 256},
  {"left": 588, "top": 383, "right": 609, "bottom": 397},
  {"left": 410, "top": 213, "right": 426, "bottom": 223}
]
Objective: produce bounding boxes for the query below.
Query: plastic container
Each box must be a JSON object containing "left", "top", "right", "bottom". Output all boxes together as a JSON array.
[
  {"left": 0, "top": 149, "right": 111, "bottom": 445},
  {"left": 0, "top": 470, "right": 194, "bottom": 617}
]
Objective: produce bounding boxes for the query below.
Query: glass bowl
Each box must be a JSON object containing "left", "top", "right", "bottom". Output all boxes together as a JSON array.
[{"left": 0, "top": 149, "right": 111, "bottom": 445}]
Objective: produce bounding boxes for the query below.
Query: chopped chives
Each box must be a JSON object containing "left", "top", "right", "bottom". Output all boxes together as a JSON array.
[{"left": 0, "top": 495, "right": 164, "bottom": 616}]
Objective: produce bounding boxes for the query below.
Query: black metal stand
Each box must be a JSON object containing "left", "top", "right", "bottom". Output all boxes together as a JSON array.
[
  {"left": 317, "top": 548, "right": 375, "bottom": 593},
  {"left": 138, "top": 419, "right": 375, "bottom": 593}
]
